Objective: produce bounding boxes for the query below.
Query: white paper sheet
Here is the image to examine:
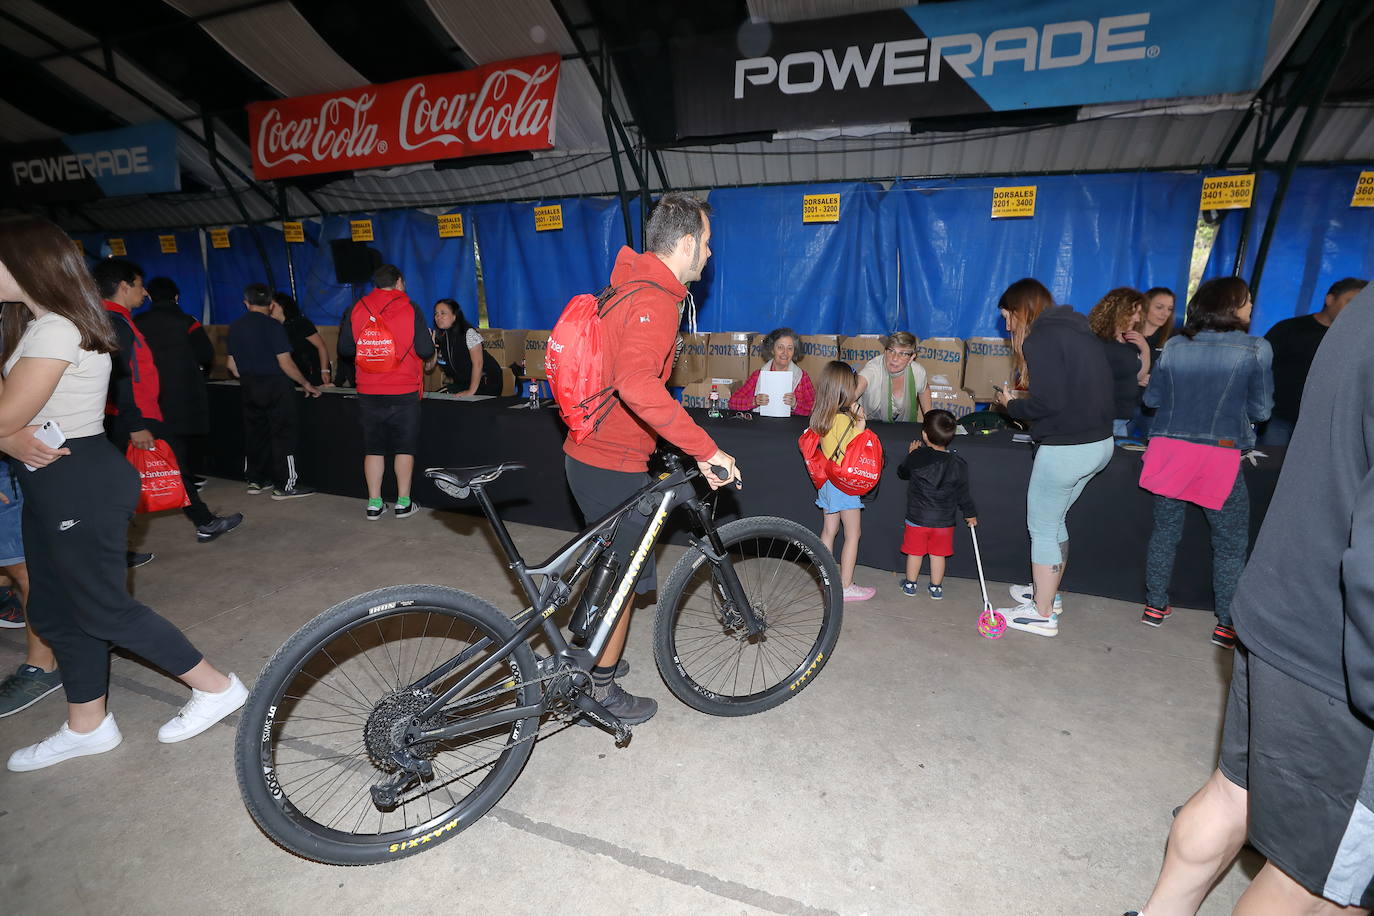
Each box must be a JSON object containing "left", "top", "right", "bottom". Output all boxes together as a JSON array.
[{"left": 757, "top": 370, "right": 793, "bottom": 417}]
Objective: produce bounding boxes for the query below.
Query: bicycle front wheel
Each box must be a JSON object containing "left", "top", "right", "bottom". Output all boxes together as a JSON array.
[
  {"left": 654, "top": 516, "right": 842, "bottom": 717},
  {"left": 235, "top": 585, "right": 541, "bottom": 865}
]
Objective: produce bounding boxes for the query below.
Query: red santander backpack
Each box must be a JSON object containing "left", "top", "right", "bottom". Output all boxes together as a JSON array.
[
  {"left": 798, "top": 420, "right": 884, "bottom": 496},
  {"left": 353, "top": 292, "right": 408, "bottom": 374},
  {"left": 547, "top": 279, "right": 671, "bottom": 443}
]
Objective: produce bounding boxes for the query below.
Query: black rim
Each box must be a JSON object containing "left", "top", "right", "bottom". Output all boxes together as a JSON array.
[
  {"left": 669, "top": 535, "right": 832, "bottom": 703},
  {"left": 253, "top": 607, "right": 532, "bottom": 847}
]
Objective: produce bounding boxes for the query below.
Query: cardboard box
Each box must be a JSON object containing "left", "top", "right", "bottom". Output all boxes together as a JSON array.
[
  {"left": 838, "top": 335, "right": 885, "bottom": 373},
  {"left": 479, "top": 328, "right": 527, "bottom": 371},
  {"left": 797, "top": 334, "right": 840, "bottom": 388},
  {"left": 706, "top": 332, "right": 751, "bottom": 385},
  {"left": 500, "top": 367, "right": 516, "bottom": 397},
  {"left": 963, "top": 337, "right": 1014, "bottom": 400},
  {"left": 523, "top": 330, "right": 550, "bottom": 380},
  {"left": 680, "top": 379, "right": 733, "bottom": 410},
  {"left": 669, "top": 333, "right": 709, "bottom": 386},
  {"left": 205, "top": 324, "right": 231, "bottom": 379},
  {"left": 916, "top": 337, "right": 965, "bottom": 389},
  {"left": 316, "top": 325, "right": 340, "bottom": 380},
  {"left": 424, "top": 362, "right": 446, "bottom": 392},
  {"left": 926, "top": 372, "right": 977, "bottom": 419}
]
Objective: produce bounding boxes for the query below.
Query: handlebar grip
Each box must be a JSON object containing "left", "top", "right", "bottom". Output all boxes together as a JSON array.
[{"left": 710, "top": 465, "right": 742, "bottom": 490}]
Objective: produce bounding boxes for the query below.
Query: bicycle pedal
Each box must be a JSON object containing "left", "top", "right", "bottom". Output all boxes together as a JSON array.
[{"left": 569, "top": 689, "right": 626, "bottom": 737}]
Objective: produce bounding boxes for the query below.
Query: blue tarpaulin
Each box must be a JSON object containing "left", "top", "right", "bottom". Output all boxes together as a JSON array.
[
  {"left": 471, "top": 197, "right": 638, "bottom": 329},
  {"left": 695, "top": 182, "right": 886, "bottom": 334},
  {"left": 74, "top": 229, "right": 207, "bottom": 319},
  {"left": 206, "top": 225, "right": 291, "bottom": 324},
  {"left": 1203, "top": 167, "right": 1374, "bottom": 336},
  {"left": 880, "top": 172, "right": 1201, "bottom": 338}
]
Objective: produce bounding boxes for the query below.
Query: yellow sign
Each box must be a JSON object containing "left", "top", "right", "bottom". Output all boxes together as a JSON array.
[
  {"left": 802, "top": 193, "right": 840, "bottom": 223},
  {"left": 1351, "top": 171, "right": 1374, "bottom": 208},
  {"left": 350, "top": 219, "right": 374, "bottom": 242},
  {"left": 158, "top": 234, "right": 178, "bottom": 254},
  {"left": 438, "top": 214, "right": 465, "bottom": 238},
  {"left": 991, "top": 186, "right": 1037, "bottom": 219},
  {"left": 534, "top": 205, "right": 563, "bottom": 232},
  {"left": 1200, "top": 174, "right": 1255, "bottom": 210},
  {"left": 283, "top": 221, "right": 305, "bottom": 243},
  {"left": 108, "top": 238, "right": 126, "bottom": 256},
  {"left": 73, "top": 239, "right": 83, "bottom": 255},
  {"left": 209, "top": 228, "right": 231, "bottom": 249}
]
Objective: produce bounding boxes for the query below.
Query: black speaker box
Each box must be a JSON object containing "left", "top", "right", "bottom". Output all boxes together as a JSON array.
[{"left": 330, "top": 239, "right": 382, "bottom": 284}]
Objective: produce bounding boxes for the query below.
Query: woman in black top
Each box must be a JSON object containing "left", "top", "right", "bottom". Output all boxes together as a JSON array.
[
  {"left": 1087, "top": 287, "right": 1150, "bottom": 438},
  {"left": 428, "top": 298, "right": 501, "bottom": 396},
  {"left": 270, "top": 292, "right": 330, "bottom": 386}
]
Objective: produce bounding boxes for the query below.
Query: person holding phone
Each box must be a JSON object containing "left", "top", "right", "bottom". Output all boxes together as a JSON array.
[{"left": 0, "top": 217, "right": 247, "bottom": 771}]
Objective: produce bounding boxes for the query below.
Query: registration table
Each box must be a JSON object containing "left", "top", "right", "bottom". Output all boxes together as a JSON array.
[{"left": 206, "top": 383, "right": 1283, "bottom": 611}]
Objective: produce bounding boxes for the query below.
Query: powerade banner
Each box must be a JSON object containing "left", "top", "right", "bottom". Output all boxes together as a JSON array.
[
  {"left": 2, "top": 122, "right": 180, "bottom": 203},
  {"left": 247, "top": 54, "right": 560, "bottom": 180},
  {"left": 674, "top": 0, "right": 1272, "bottom": 137}
]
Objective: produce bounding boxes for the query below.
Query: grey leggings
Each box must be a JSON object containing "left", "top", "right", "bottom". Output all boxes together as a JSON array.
[{"left": 1145, "top": 472, "right": 1249, "bottom": 626}]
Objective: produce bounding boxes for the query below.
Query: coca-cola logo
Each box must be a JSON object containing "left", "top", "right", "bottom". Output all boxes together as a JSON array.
[{"left": 249, "top": 55, "right": 560, "bottom": 179}]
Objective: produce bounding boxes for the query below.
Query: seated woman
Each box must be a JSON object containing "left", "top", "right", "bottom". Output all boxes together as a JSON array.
[
  {"left": 854, "top": 331, "right": 931, "bottom": 423},
  {"left": 1087, "top": 287, "right": 1150, "bottom": 438},
  {"left": 270, "top": 292, "right": 330, "bottom": 387},
  {"left": 1136, "top": 286, "right": 1176, "bottom": 367},
  {"left": 727, "top": 327, "right": 814, "bottom": 416},
  {"left": 428, "top": 298, "right": 502, "bottom": 396}
]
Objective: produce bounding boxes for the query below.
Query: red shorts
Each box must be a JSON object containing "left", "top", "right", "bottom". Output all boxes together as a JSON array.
[{"left": 901, "top": 523, "right": 955, "bottom": 557}]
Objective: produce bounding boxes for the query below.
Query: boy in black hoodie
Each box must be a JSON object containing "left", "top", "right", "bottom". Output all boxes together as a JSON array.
[{"left": 896, "top": 410, "right": 977, "bottom": 599}]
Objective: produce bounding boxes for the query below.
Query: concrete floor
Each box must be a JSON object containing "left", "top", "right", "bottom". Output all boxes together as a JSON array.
[{"left": 0, "top": 478, "right": 1260, "bottom": 915}]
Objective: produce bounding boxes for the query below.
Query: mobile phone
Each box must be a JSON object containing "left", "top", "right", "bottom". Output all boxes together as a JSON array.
[{"left": 26, "top": 420, "right": 65, "bottom": 471}]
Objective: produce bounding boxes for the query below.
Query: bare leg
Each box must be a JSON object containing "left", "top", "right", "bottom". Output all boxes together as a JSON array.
[
  {"left": 394, "top": 454, "right": 414, "bottom": 501},
  {"left": 596, "top": 594, "right": 636, "bottom": 667},
  {"left": 66, "top": 696, "right": 108, "bottom": 733},
  {"left": 1031, "top": 562, "right": 1062, "bottom": 615},
  {"left": 1140, "top": 768, "right": 1248, "bottom": 916},
  {"left": 176, "top": 658, "right": 231, "bottom": 695},
  {"left": 928, "top": 555, "right": 946, "bottom": 586},
  {"left": 905, "top": 554, "right": 921, "bottom": 582},
  {"left": 1234, "top": 861, "right": 1369, "bottom": 916},
  {"left": 3, "top": 563, "right": 55, "bottom": 671},
  {"left": 837, "top": 509, "right": 862, "bottom": 588},
  {"left": 364, "top": 455, "right": 385, "bottom": 501},
  {"left": 820, "top": 511, "right": 840, "bottom": 555}
]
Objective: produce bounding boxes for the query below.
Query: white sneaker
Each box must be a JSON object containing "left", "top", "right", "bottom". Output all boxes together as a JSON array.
[
  {"left": 7, "top": 713, "right": 123, "bottom": 771},
  {"left": 1001, "top": 603, "right": 1059, "bottom": 637},
  {"left": 158, "top": 673, "right": 248, "bottom": 743},
  {"left": 1008, "top": 584, "right": 1063, "bottom": 612}
]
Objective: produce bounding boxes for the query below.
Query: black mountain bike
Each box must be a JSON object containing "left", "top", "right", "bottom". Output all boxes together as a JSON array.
[{"left": 234, "top": 454, "right": 842, "bottom": 864}]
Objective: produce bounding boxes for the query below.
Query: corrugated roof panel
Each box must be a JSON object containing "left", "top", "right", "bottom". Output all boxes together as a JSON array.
[{"left": 0, "top": 98, "right": 60, "bottom": 141}]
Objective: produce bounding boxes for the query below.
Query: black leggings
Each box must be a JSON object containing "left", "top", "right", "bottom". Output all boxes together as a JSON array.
[{"left": 17, "top": 435, "right": 202, "bottom": 704}]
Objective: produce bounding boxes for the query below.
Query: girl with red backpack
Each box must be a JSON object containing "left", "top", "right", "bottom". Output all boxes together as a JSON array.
[{"left": 799, "top": 361, "right": 884, "bottom": 602}]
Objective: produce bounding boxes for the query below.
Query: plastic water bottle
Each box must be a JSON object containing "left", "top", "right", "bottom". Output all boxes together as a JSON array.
[
  {"left": 707, "top": 385, "right": 722, "bottom": 418},
  {"left": 527, "top": 381, "right": 540, "bottom": 410}
]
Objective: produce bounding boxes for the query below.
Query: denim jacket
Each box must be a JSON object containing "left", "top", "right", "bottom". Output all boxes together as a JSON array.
[{"left": 1144, "top": 330, "right": 1274, "bottom": 450}]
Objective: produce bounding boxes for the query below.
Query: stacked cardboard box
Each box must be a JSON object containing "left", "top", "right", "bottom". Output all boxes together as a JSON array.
[
  {"left": 668, "top": 333, "right": 709, "bottom": 386},
  {"left": 927, "top": 372, "right": 976, "bottom": 419},
  {"left": 205, "top": 324, "right": 231, "bottom": 379},
  {"left": 916, "top": 337, "right": 965, "bottom": 388},
  {"left": 838, "top": 335, "right": 885, "bottom": 373},
  {"left": 681, "top": 380, "right": 733, "bottom": 410},
  {"left": 797, "top": 335, "right": 840, "bottom": 389},
  {"left": 963, "top": 337, "right": 1014, "bottom": 400},
  {"left": 705, "top": 332, "right": 752, "bottom": 391},
  {"left": 523, "top": 331, "right": 550, "bottom": 379}
]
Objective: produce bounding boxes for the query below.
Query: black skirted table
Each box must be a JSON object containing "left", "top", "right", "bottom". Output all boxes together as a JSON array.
[{"left": 205, "top": 383, "right": 1283, "bottom": 610}]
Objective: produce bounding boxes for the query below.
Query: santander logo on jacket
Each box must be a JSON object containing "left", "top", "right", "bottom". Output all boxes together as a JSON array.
[{"left": 348, "top": 289, "right": 425, "bottom": 395}]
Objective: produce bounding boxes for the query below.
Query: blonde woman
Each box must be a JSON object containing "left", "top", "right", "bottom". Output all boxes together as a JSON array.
[{"left": 854, "top": 331, "right": 931, "bottom": 423}]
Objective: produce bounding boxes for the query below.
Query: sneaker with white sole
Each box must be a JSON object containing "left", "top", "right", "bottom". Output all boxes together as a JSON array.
[
  {"left": 843, "top": 584, "right": 876, "bottom": 602},
  {"left": 1008, "top": 584, "right": 1063, "bottom": 612},
  {"left": 1001, "top": 602, "right": 1059, "bottom": 637},
  {"left": 157, "top": 673, "right": 248, "bottom": 743},
  {"left": 0, "top": 664, "right": 62, "bottom": 718},
  {"left": 7, "top": 713, "right": 122, "bottom": 771}
]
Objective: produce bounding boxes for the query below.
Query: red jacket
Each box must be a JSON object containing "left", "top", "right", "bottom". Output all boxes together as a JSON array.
[
  {"left": 341, "top": 289, "right": 432, "bottom": 395},
  {"left": 564, "top": 247, "right": 718, "bottom": 472},
  {"left": 104, "top": 300, "right": 163, "bottom": 425}
]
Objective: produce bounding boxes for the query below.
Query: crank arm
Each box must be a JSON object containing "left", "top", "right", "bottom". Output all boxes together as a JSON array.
[{"left": 570, "top": 690, "right": 632, "bottom": 746}]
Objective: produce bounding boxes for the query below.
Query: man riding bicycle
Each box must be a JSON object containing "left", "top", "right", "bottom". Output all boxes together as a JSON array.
[{"left": 563, "top": 193, "right": 741, "bottom": 726}]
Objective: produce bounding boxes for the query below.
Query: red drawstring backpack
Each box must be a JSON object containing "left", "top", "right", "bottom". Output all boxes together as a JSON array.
[
  {"left": 354, "top": 292, "right": 409, "bottom": 374},
  {"left": 798, "top": 415, "right": 884, "bottom": 496},
  {"left": 126, "top": 440, "right": 191, "bottom": 513}
]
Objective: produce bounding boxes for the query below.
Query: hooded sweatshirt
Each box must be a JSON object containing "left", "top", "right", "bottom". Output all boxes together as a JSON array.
[
  {"left": 338, "top": 288, "right": 434, "bottom": 396},
  {"left": 563, "top": 247, "right": 717, "bottom": 472},
  {"left": 1006, "top": 305, "right": 1114, "bottom": 445}
]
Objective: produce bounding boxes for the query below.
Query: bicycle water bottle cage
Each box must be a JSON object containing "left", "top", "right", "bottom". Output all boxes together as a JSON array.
[{"left": 425, "top": 463, "right": 526, "bottom": 499}]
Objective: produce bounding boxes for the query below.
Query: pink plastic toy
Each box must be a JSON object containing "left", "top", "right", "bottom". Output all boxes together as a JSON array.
[{"left": 970, "top": 526, "right": 1006, "bottom": 639}]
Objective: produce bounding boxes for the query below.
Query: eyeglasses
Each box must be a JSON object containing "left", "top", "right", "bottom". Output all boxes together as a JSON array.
[{"left": 886, "top": 348, "right": 916, "bottom": 358}]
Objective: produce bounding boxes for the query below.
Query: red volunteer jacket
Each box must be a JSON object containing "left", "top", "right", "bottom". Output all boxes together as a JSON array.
[
  {"left": 563, "top": 247, "right": 717, "bottom": 473},
  {"left": 104, "top": 300, "right": 164, "bottom": 424}
]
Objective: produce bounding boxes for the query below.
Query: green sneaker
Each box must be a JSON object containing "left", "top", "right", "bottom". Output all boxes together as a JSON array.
[{"left": 0, "top": 664, "right": 62, "bottom": 718}]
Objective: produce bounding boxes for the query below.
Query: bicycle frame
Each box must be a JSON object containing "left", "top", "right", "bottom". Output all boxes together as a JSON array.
[{"left": 404, "top": 459, "right": 758, "bottom": 743}]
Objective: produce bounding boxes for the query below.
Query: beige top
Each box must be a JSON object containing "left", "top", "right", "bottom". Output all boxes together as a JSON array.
[
  {"left": 3, "top": 312, "right": 111, "bottom": 438},
  {"left": 857, "top": 355, "right": 927, "bottom": 423}
]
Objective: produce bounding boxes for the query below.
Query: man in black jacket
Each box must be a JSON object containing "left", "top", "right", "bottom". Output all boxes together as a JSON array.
[
  {"left": 1129, "top": 285, "right": 1374, "bottom": 914},
  {"left": 136, "top": 277, "right": 214, "bottom": 491},
  {"left": 93, "top": 259, "right": 242, "bottom": 545}
]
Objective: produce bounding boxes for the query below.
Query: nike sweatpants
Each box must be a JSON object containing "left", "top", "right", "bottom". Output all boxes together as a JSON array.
[{"left": 16, "top": 435, "right": 202, "bottom": 704}]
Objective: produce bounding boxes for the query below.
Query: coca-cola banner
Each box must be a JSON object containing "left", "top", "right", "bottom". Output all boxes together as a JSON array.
[{"left": 247, "top": 54, "right": 560, "bottom": 180}]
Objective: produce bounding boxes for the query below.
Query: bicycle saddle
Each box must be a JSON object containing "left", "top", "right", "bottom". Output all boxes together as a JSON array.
[{"left": 425, "top": 463, "right": 525, "bottom": 496}]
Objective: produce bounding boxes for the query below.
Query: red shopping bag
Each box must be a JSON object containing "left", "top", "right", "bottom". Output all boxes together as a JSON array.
[{"left": 126, "top": 440, "right": 191, "bottom": 513}]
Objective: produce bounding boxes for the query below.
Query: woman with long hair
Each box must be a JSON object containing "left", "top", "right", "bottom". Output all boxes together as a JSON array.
[
  {"left": 1087, "top": 287, "right": 1151, "bottom": 438},
  {"left": 1136, "top": 286, "right": 1176, "bottom": 364},
  {"left": 427, "top": 298, "right": 501, "bottom": 396},
  {"left": 0, "top": 218, "right": 247, "bottom": 771},
  {"left": 270, "top": 291, "right": 330, "bottom": 386},
  {"left": 993, "top": 278, "right": 1115, "bottom": 636},
  {"left": 1138, "top": 277, "right": 1272, "bottom": 648}
]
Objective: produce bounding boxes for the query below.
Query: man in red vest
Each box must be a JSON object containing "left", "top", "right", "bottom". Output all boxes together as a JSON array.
[
  {"left": 94, "top": 259, "right": 242, "bottom": 548},
  {"left": 337, "top": 264, "right": 435, "bottom": 519}
]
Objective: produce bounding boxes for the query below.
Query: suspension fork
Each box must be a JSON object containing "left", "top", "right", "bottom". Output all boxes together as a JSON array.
[{"left": 683, "top": 497, "right": 765, "bottom": 636}]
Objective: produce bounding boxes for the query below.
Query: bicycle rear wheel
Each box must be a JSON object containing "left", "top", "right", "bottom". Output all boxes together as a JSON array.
[
  {"left": 235, "top": 585, "right": 540, "bottom": 865},
  {"left": 654, "top": 516, "right": 842, "bottom": 717}
]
